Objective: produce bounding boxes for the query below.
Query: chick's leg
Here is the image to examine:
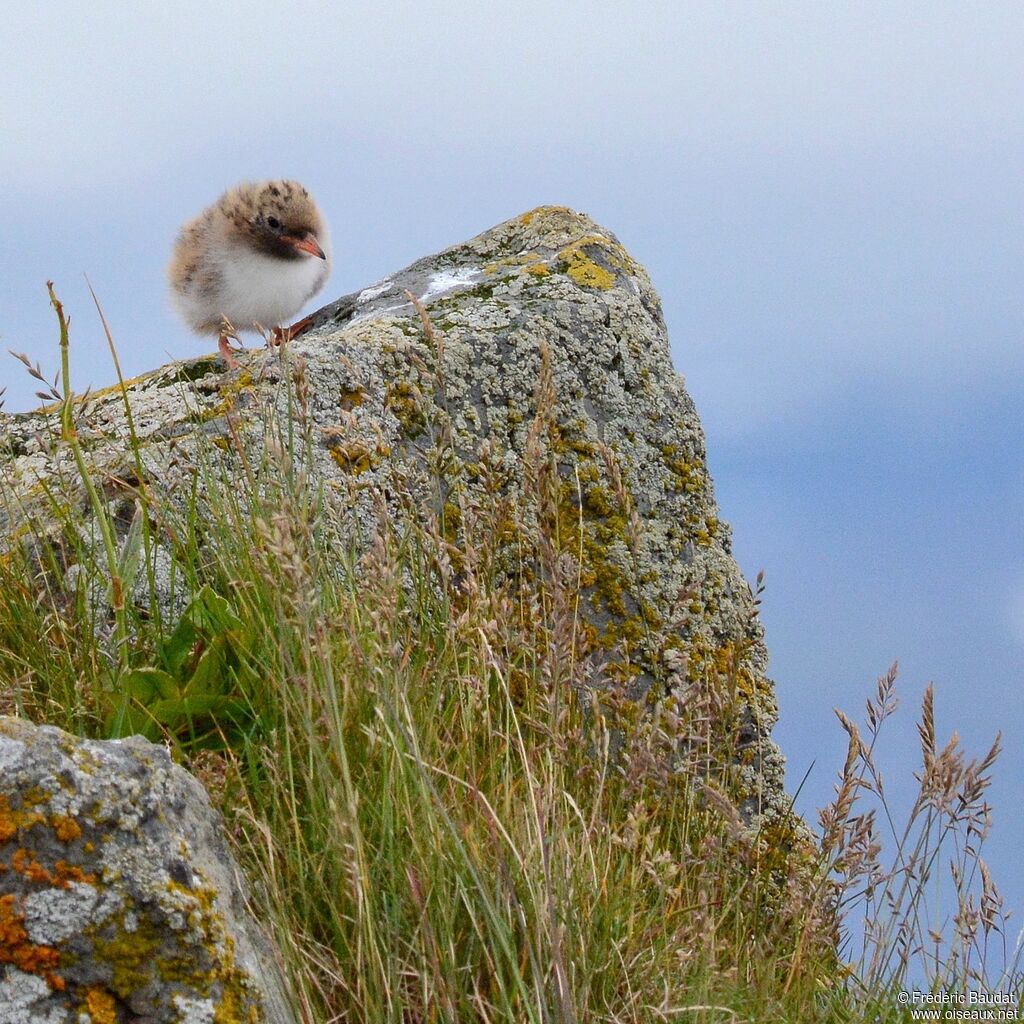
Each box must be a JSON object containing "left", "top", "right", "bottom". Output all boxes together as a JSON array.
[
  {"left": 270, "top": 315, "right": 314, "bottom": 357},
  {"left": 218, "top": 333, "right": 240, "bottom": 369},
  {"left": 284, "top": 314, "right": 314, "bottom": 341}
]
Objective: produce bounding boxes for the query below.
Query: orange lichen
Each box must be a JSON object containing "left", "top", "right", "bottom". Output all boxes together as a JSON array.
[
  {"left": 0, "top": 793, "right": 45, "bottom": 842},
  {"left": 52, "top": 815, "right": 82, "bottom": 843},
  {"left": 0, "top": 893, "right": 62, "bottom": 984},
  {"left": 11, "top": 848, "right": 50, "bottom": 884},
  {"left": 0, "top": 894, "right": 24, "bottom": 949},
  {"left": 53, "top": 859, "right": 95, "bottom": 886},
  {"left": 9, "top": 847, "right": 95, "bottom": 888},
  {"left": 0, "top": 801, "right": 14, "bottom": 844}
]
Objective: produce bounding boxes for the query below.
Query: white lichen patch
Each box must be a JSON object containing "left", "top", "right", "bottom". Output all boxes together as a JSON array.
[
  {"left": 0, "top": 734, "right": 26, "bottom": 773},
  {"left": 23, "top": 881, "right": 119, "bottom": 945},
  {"left": 173, "top": 994, "right": 215, "bottom": 1024},
  {"left": 0, "top": 968, "right": 64, "bottom": 1024},
  {"left": 348, "top": 301, "right": 411, "bottom": 326}
]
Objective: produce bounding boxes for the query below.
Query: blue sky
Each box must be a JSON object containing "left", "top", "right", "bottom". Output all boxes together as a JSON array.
[{"left": 3, "top": 2, "right": 1022, "bottom": 946}]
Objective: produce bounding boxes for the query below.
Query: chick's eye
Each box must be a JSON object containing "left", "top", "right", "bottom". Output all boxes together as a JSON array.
[{"left": 267, "top": 216, "right": 281, "bottom": 230}]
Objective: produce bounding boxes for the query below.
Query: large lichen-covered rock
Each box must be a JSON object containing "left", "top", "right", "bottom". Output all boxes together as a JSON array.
[
  {"left": 0, "top": 206, "right": 787, "bottom": 822},
  {"left": 0, "top": 717, "right": 294, "bottom": 1024}
]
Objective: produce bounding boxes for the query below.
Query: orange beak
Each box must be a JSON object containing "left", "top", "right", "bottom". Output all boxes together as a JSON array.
[{"left": 286, "top": 233, "right": 326, "bottom": 260}]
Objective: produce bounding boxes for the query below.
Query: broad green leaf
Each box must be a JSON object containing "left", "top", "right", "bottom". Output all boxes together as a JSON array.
[{"left": 122, "top": 667, "right": 179, "bottom": 703}]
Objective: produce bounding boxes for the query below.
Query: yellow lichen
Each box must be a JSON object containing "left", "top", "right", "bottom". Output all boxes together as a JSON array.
[
  {"left": 84, "top": 986, "right": 117, "bottom": 1024},
  {"left": 21, "top": 786, "right": 48, "bottom": 807},
  {"left": 661, "top": 445, "right": 706, "bottom": 497},
  {"left": 520, "top": 204, "right": 575, "bottom": 226},
  {"left": 328, "top": 444, "right": 372, "bottom": 474},
  {"left": 552, "top": 466, "right": 654, "bottom": 667},
  {"left": 560, "top": 246, "right": 615, "bottom": 290},
  {"left": 205, "top": 370, "right": 255, "bottom": 420},
  {"left": 557, "top": 233, "right": 639, "bottom": 291},
  {"left": 33, "top": 368, "right": 163, "bottom": 416},
  {"left": 324, "top": 437, "right": 391, "bottom": 475},
  {"left": 339, "top": 386, "right": 365, "bottom": 411},
  {"left": 483, "top": 252, "right": 552, "bottom": 279},
  {"left": 91, "top": 913, "right": 162, "bottom": 998},
  {"left": 385, "top": 380, "right": 428, "bottom": 437}
]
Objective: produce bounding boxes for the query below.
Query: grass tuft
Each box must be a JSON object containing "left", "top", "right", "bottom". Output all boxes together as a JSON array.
[{"left": 0, "top": 291, "right": 1019, "bottom": 1021}]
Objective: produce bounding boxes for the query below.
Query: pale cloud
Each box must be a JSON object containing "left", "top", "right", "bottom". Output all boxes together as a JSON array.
[{"left": 4, "top": 2, "right": 1024, "bottom": 190}]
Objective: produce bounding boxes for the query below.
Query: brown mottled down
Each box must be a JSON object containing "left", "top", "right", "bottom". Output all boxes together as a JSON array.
[{"left": 168, "top": 179, "right": 331, "bottom": 337}]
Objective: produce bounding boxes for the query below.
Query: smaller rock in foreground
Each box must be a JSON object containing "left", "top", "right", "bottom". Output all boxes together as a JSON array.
[{"left": 0, "top": 717, "right": 294, "bottom": 1024}]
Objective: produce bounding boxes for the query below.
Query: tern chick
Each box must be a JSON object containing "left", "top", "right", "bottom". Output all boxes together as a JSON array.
[{"left": 169, "top": 180, "right": 330, "bottom": 365}]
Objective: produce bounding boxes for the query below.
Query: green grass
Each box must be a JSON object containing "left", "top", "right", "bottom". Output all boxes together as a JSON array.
[{"left": 0, "top": 293, "right": 1019, "bottom": 1022}]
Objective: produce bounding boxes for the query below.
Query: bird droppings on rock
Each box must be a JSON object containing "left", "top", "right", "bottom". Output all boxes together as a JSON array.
[
  {"left": 354, "top": 280, "right": 394, "bottom": 305},
  {"left": 419, "top": 266, "right": 486, "bottom": 303}
]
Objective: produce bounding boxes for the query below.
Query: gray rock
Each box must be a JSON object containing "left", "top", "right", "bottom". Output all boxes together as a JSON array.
[
  {"left": 0, "top": 206, "right": 791, "bottom": 823},
  {"left": 0, "top": 717, "right": 295, "bottom": 1024}
]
